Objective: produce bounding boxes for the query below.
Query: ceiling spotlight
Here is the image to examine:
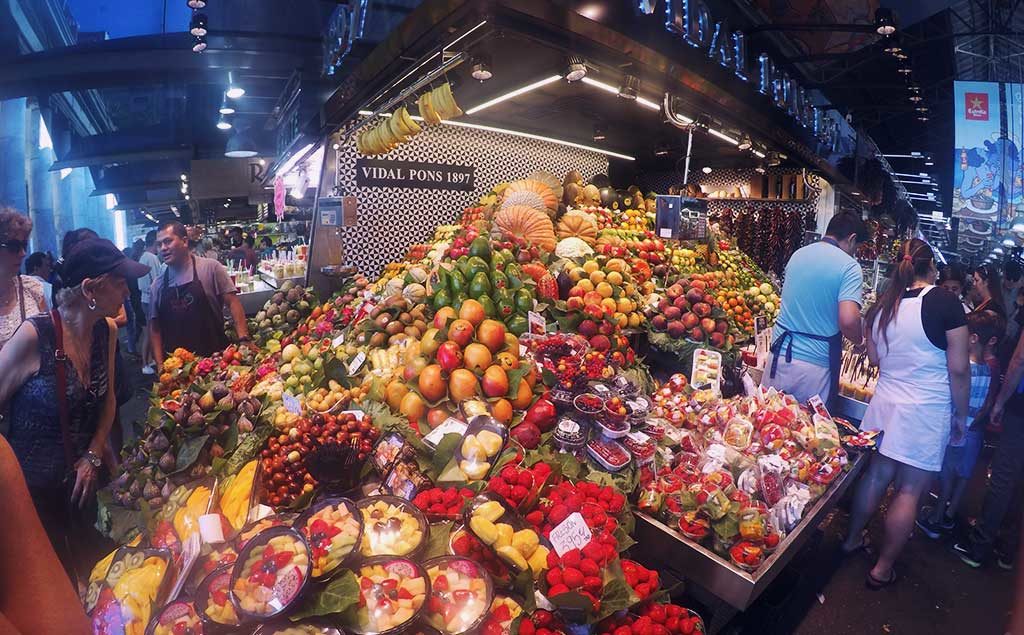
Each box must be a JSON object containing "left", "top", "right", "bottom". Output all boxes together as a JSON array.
[
  {"left": 994, "top": 247, "right": 1005, "bottom": 255},
  {"left": 565, "top": 56, "right": 588, "bottom": 82},
  {"left": 702, "top": 166, "right": 713, "bottom": 174},
  {"left": 180, "top": 173, "right": 187, "bottom": 181},
  {"left": 593, "top": 124, "right": 606, "bottom": 142},
  {"left": 883, "top": 35, "right": 903, "bottom": 55},
  {"left": 1012, "top": 218, "right": 1024, "bottom": 232},
  {"left": 893, "top": 51, "right": 908, "bottom": 60},
  {"left": 189, "top": 12, "right": 208, "bottom": 37},
  {"left": 908, "top": 84, "right": 921, "bottom": 92},
  {"left": 924, "top": 158, "right": 934, "bottom": 165},
  {"left": 187, "top": 0, "right": 206, "bottom": 8},
  {"left": 909, "top": 94, "right": 923, "bottom": 102},
  {"left": 755, "top": 164, "right": 766, "bottom": 174},
  {"left": 226, "top": 72, "right": 245, "bottom": 99},
  {"left": 216, "top": 116, "right": 232, "bottom": 130},
  {"left": 766, "top": 151, "right": 782, "bottom": 167},
  {"left": 617, "top": 74, "right": 639, "bottom": 101},
  {"left": 1003, "top": 237, "right": 1017, "bottom": 247},
  {"left": 738, "top": 134, "right": 752, "bottom": 150},
  {"left": 918, "top": 116, "right": 929, "bottom": 122},
  {"left": 184, "top": 194, "right": 190, "bottom": 200},
  {"left": 471, "top": 55, "right": 493, "bottom": 82},
  {"left": 192, "top": 34, "right": 207, "bottom": 53},
  {"left": 875, "top": 8, "right": 896, "bottom": 36},
  {"left": 219, "top": 95, "right": 235, "bottom": 115},
  {"left": 898, "top": 66, "right": 912, "bottom": 75},
  {"left": 916, "top": 106, "right": 928, "bottom": 112},
  {"left": 654, "top": 142, "right": 671, "bottom": 157},
  {"left": 225, "top": 127, "right": 258, "bottom": 158}
]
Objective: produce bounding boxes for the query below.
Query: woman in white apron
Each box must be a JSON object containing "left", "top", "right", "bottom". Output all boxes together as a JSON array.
[{"left": 840, "top": 239, "right": 970, "bottom": 589}]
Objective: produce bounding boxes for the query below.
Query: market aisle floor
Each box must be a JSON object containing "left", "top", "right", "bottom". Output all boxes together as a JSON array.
[{"left": 113, "top": 348, "right": 1016, "bottom": 634}]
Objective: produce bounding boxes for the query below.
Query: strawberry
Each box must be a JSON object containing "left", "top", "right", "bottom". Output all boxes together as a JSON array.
[
  {"left": 581, "top": 541, "right": 605, "bottom": 564},
  {"left": 634, "top": 583, "right": 650, "bottom": 598},
  {"left": 547, "top": 583, "right": 570, "bottom": 597},
  {"left": 492, "top": 604, "right": 511, "bottom": 621},
  {"left": 526, "top": 510, "right": 544, "bottom": 526},
  {"left": 549, "top": 504, "right": 570, "bottom": 524},
  {"left": 664, "top": 617, "right": 679, "bottom": 632},
  {"left": 646, "top": 604, "right": 667, "bottom": 623},
  {"left": 561, "top": 567, "right": 584, "bottom": 589},
  {"left": 519, "top": 620, "right": 536, "bottom": 635},
  {"left": 579, "top": 558, "right": 600, "bottom": 577},
  {"left": 614, "top": 627, "right": 632, "bottom": 635},
  {"left": 560, "top": 549, "right": 581, "bottom": 568},
  {"left": 517, "top": 471, "right": 535, "bottom": 488},
  {"left": 583, "top": 576, "right": 603, "bottom": 593},
  {"left": 546, "top": 568, "right": 563, "bottom": 587}
]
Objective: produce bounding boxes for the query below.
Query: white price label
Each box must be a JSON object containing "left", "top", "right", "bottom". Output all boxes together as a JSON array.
[
  {"left": 348, "top": 351, "right": 367, "bottom": 375},
  {"left": 282, "top": 392, "right": 302, "bottom": 415},
  {"left": 807, "top": 394, "right": 832, "bottom": 420},
  {"left": 423, "top": 417, "right": 468, "bottom": 447},
  {"left": 659, "top": 227, "right": 673, "bottom": 238},
  {"left": 528, "top": 311, "right": 546, "bottom": 335},
  {"left": 332, "top": 333, "right": 345, "bottom": 347},
  {"left": 549, "top": 512, "right": 593, "bottom": 557}
]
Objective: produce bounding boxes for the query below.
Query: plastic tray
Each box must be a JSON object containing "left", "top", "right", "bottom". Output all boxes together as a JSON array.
[
  {"left": 462, "top": 493, "right": 548, "bottom": 576},
  {"left": 451, "top": 416, "right": 508, "bottom": 483},
  {"left": 586, "top": 438, "right": 631, "bottom": 471}
]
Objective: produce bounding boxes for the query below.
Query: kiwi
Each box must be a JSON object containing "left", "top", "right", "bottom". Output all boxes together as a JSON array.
[
  {"left": 386, "top": 320, "right": 404, "bottom": 336},
  {"left": 375, "top": 313, "right": 391, "bottom": 328},
  {"left": 404, "top": 326, "right": 421, "bottom": 339},
  {"left": 388, "top": 333, "right": 408, "bottom": 345},
  {"left": 369, "top": 332, "right": 387, "bottom": 348},
  {"left": 399, "top": 312, "right": 412, "bottom": 324}
]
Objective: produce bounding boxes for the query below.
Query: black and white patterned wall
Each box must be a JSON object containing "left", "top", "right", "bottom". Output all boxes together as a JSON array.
[
  {"left": 639, "top": 168, "right": 820, "bottom": 219},
  {"left": 334, "top": 123, "right": 609, "bottom": 277}
]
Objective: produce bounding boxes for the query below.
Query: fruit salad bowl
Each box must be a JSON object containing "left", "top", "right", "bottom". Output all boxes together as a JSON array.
[
  {"left": 357, "top": 495, "right": 429, "bottom": 559},
  {"left": 462, "top": 493, "right": 551, "bottom": 578},
  {"left": 146, "top": 600, "right": 204, "bottom": 635},
  {"left": 230, "top": 527, "right": 311, "bottom": 620},
  {"left": 423, "top": 556, "right": 494, "bottom": 634},
  {"left": 348, "top": 556, "right": 429, "bottom": 634},
  {"left": 296, "top": 497, "right": 363, "bottom": 580},
  {"left": 195, "top": 565, "right": 241, "bottom": 628}
]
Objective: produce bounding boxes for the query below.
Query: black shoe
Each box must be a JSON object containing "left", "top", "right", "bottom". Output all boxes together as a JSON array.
[
  {"left": 915, "top": 517, "right": 946, "bottom": 540},
  {"left": 995, "top": 547, "right": 1015, "bottom": 571},
  {"left": 953, "top": 542, "right": 984, "bottom": 568}
]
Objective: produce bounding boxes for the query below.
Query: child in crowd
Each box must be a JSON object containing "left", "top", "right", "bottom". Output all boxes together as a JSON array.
[{"left": 917, "top": 309, "right": 1005, "bottom": 538}]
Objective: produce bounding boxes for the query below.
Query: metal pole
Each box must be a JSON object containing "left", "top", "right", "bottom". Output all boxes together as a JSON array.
[{"left": 683, "top": 127, "right": 694, "bottom": 186}]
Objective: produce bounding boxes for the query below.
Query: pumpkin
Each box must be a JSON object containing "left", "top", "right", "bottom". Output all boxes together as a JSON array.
[
  {"left": 493, "top": 205, "right": 557, "bottom": 251},
  {"left": 557, "top": 210, "right": 598, "bottom": 244},
  {"left": 501, "top": 179, "right": 559, "bottom": 216}
]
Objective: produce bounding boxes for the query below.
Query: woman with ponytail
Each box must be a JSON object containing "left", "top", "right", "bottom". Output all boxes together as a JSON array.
[{"left": 841, "top": 238, "right": 970, "bottom": 589}]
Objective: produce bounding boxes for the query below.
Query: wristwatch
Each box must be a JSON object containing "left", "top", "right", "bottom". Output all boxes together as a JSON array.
[{"left": 84, "top": 450, "right": 102, "bottom": 468}]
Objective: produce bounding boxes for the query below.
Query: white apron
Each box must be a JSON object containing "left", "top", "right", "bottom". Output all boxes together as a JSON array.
[{"left": 861, "top": 286, "right": 951, "bottom": 472}]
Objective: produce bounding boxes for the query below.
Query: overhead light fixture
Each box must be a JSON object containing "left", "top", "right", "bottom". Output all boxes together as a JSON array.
[
  {"left": 191, "top": 34, "right": 207, "bottom": 53},
  {"left": 187, "top": 0, "right": 206, "bottom": 8},
  {"left": 924, "top": 158, "right": 934, "bottom": 165},
  {"left": 180, "top": 183, "right": 188, "bottom": 194},
  {"left": 894, "top": 51, "right": 908, "bottom": 61},
  {"left": 737, "top": 135, "right": 752, "bottom": 150},
  {"left": 994, "top": 247, "right": 1005, "bottom": 255},
  {"left": 908, "top": 84, "right": 921, "bottom": 93},
  {"left": 918, "top": 116, "right": 929, "bottom": 122},
  {"left": 752, "top": 149, "right": 766, "bottom": 158},
  {"left": 471, "top": 55, "right": 493, "bottom": 82},
  {"left": 1003, "top": 237, "right": 1016, "bottom": 247},
  {"left": 618, "top": 74, "right": 639, "bottom": 100},
  {"left": 216, "top": 116, "right": 232, "bottom": 130},
  {"left": 909, "top": 95, "right": 923, "bottom": 102},
  {"left": 225, "top": 127, "right": 258, "bottom": 158},
  {"left": 707, "top": 128, "right": 739, "bottom": 145},
  {"left": 593, "top": 124, "right": 606, "bottom": 141},
  {"left": 184, "top": 194, "right": 190, "bottom": 200},
  {"left": 189, "top": 12, "right": 208, "bottom": 36},
  {"left": 883, "top": 35, "right": 903, "bottom": 55},
  {"left": 276, "top": 142, "right": 316, "bottom": 176},
  {"left": 226, "top": 72, "right": 245, "bottom": 99},
  {"left": 755, "top": 164, "right": 766, "bottom": 174},
  {"left": 702, "top": 166, "right": 713, "bottom": 174},
  {"left": 898, "top": 66, "right": 912, "bottom": 75},
  {"left": 219, "top": 95, "right": 235, "bottom": 115},
  {"left": 565, "top": 56, "right": 588, "bottom": 82},
  {"left": 258, "top": 158, "right": 266, "bottom": 166},
  {"left": 875, "top": 8, "right": 896, "bottom": 35},
  {"left": 916, "top": 106, "right": 928, "bottom": 112},
  {"left": 767, "top": 151, "right": 782, "bottom": 167},
  {"left": 581, "top": 76, "right": 659, "bottom": 110},
  {"left": 180, "top": 173, "right": 187, "bottom": 181},
  {"left": 654, "top": 142, "right": 671, "bottom": 157},
  {"left": 465, "top": 75, "right": 562, "bottom": 114}
]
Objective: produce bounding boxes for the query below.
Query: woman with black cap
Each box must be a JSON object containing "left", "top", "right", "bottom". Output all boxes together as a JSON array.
[{"left": 0, "top": 238, "right": 149, "bottom": 581}]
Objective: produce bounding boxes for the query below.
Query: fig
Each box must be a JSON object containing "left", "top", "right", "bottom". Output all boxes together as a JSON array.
[
  {"left": 238, "top": 401, "right": 255, "bottom": 417},
  {"left": 128, "top": 480, "right": 142, "bottom": 498},
  {"left": 159, "top": 452, "right": 176, "bottom": 473},
  {"left": 211, "top": 382, "right": 229, "bottom": 400},
  {"left": 161, "top": 481, "right": 173, "bottom": 499},
  {"left": 149, "top": 497, "right": 164, "bottom": 507},
  {"left": 237, "top": 415, "right": 254, "bottom": 433},
  {"left": 205, "top": 425, "right": 219, "bottom": 437},
  {"left": 217, "top": 395, "right": 235, "bottom": 411},
  {"left": 210, "top": 443, "right": 224, "bottom": 459},
  {"left": 148, "top": 431, "right": 170, "bottom": 452},
  {"left": 187, "top": 412, "right": 205, "bottom": 428},
  {"left": 173, "top": 408, "right": 188, "bottom": 424},
  {"left": 198, "top": 390, "right": 217, "bottom": 412},
  {"left": 143, "top": 481, "right": 161, "bottom": 500}
]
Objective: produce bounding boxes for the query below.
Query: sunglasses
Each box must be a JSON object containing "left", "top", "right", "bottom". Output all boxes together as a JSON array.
[{"left": 0, "top": 240, "right": 28, "bottom": 254}]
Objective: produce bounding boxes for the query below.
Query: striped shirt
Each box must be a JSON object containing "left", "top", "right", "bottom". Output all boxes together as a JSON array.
[{"left": 967, "top": 360, "right": 992, "bottom": 427}]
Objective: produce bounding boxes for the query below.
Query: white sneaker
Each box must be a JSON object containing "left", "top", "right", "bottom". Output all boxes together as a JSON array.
[{"left": 142, "top": 364, "right": 156, "bottom": 375}]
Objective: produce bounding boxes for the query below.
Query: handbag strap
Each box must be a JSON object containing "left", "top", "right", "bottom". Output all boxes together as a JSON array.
[
  {"left": 17, "top": 275, "right": 25, "bottom": 322},
  {"left": 50, "top": 309, "right": 76, "bottom": 470}
]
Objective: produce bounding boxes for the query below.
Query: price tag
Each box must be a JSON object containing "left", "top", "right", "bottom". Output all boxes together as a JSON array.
[
  {"left": 423, "top": 417, "right": 468, "bottom": 448},
  {"left": 348, "top": 351, "right": 367, "bottom": 375},
  {"left": 591, "top": 383, "right": 611, "bottom": 396},
  {"left": 282, "top": 392, "right": 301, "bottom": 415},
  {"left": 528, "top": 311, "right": 546, "bottom": 335},
  {"left": 549, "top": 512, "right": 593, "bottom": 557},
  {"left": 168, "top": 533, "right": 201, "bottom": 601},
  {"left": 332, "top": 333, "right": 345, "bottom": 347},
  {"left": 659, "top": 227, "right": 673, "bottom": 238},
  {"left": 807, "top": 394, "right": 832, "bottom": 420}
]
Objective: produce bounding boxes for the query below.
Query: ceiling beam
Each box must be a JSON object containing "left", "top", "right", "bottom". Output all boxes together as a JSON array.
[{"left": 51, "top": 148, "right": 192, "bottom": 170}]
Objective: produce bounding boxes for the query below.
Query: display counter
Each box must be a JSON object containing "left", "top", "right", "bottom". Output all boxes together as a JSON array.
[{"left": 632, "top": 451, "right": 867, "bottom": 632}]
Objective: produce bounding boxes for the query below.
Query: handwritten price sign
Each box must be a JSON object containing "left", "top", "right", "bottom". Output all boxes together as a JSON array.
[{"left": 549, "top": 512, "right": 593, "bottom": 557}]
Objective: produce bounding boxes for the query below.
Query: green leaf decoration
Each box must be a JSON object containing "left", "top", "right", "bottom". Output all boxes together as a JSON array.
[
  {"left": 423, "top": 520, "right": 453, "bottom": 560},
  {"left": 221, "top": 425, "right": 273, "bottom": 476},
  {"left": 289, "top": 570, "right": 360, "bottom": 621},
  {"left": 173, "top": 434, "right": 210, "bottom": 473},
  {"left": 596, "top": 570, "right": 634, "bottom": 623},
  {"left": 431, "top": 434, "right": 462, "bottom": 479}
]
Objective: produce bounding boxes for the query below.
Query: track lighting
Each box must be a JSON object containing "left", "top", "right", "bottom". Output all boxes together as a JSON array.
[
  {"left": 189, "top": 12, "right": 208, "bottom": 37},
  {"left": 898, "top": 66, "right": 912, "bottom": 75},
  {"left": 875, "top": 8, "right": 896, "bottom": 36},
  {"left": 654, "top": 142, "right": 671, "bottom": 157},
  {"left": 217, "top": 116, "right": 232, "bottom": 130},
  {"left": 471, "top": 55, "right": 493, "bottom": 82},
  {"left": 192, "top": 34, "right": 207, "bottom": 53},
  {"left": 565, "top": 56, "right": 587, "bottom": 82},
  {"left": 909, "top": 95, "right": 923, "bottom": 102},
  {"left": 737, "top": 135, "right": 752, "bottom": 151},
  {"left": 755, "top": 164, "right": 766, "bottom": 174},
  {"left": 617, "top": 75, "right": 639, "bottom": 101},
  {"left": 767, "top": 151, "right": 782, "bottom": 167},
  {"left": 187, "top": 0, "right": 206, "bottom": 8},
  {"left": 219, "top": 95, "right": 235, "bottom": 115},
  {"left": 226, "top": 72, "right": 245, "bottom": 99}
]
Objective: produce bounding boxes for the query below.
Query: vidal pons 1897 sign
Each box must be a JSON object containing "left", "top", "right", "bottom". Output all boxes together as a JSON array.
[{"left": 355, "top": 158, "right": 475, "bottom": 191}]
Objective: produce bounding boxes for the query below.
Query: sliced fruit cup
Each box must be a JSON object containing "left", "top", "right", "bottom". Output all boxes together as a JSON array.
[
  {"left": 677, "top": 511, "right": 711, "bottom": 542},
  {"left": 453, "top": 416, "right": 508, "bottom": 483},
  {"left": 448, "top": 526, "right": 511, "bottom": 585},
  {"left": 236, "top": 516, "right": 290, "bottom": 550},
  {"left": 586, "top": 437, "right": 631, "bottom": 471},
  {"left": 195, "top": 565, "right": 241, "bottom": 628},
  {"left": 253, "top": 620, "right": 343, "bottom": 634},
  {"left": 347, "top": 556, "right": 429, "bottom": 635},
  {"left": 230, "top": 526, "right": 311, "bottom": 620},
  {"left": 594, "top": 408, "right": 631, "bottom": 439},
  {"left": 146, "top": 599, "right": 203, "bottom": 635},
  {"left": 572, "top": 393, "right": 605, "bottom": 417},
  {"left": 462, "top": 493, "right": 551, "bottom": 578},
  {"left": 94, "top": 547, "right": 173, "bottom": 625},
  {"left": 296, "top": 497, "right": 363, "bottom": 581},
  {"left": 729, "top": 540, "right": 765, "bottom": 572},
  {"left": 423, "top": 556, "right": 494, "bottom": 634},
  {"left": 357, "top": 495, "right": 429, "bottom": 559}
]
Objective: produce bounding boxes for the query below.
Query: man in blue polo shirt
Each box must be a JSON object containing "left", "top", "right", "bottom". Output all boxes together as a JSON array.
[{"left": 762, "top": 212, "right": 868, "bottom": 405}]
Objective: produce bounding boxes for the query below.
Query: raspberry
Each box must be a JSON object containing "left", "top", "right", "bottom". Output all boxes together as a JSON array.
[
  {"left": 511, "top": 485, "right": 529, "bottom": 502},
  {"left": 533, "top": 462, "right": 552, "bottom": 476},
  {"left": 614, "top": 627, "right": 632, "bottom": 635},
  {"left": 500, "top": 465, "right": 518, "bottom": 482}
]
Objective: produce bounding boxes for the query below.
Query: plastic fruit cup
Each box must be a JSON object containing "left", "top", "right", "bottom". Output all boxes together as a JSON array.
[
  {"left": 195, "top": 565, "right": 241, "bottom": 627},
  {"left": 230, "top": 526, "right": 311, "bottom": 620},
  {"left": 146, "top": 599, "right": 203, "bottom": 635},
  {"left": 573, "top": 393, "right": 604, "bottom": 416},
  {"left": 601, "top": 401, "right": 631, "bottom": 428},
  {"left": 348, "top": 556, "right": 429, "bottom": 635},
  {"left": 423, "top": 556, "right": 494, "bottom": 635},
  {"left": 296, "top": 497, "right": 363, "bottom": 581},
  {"left": 729, "top": 541, "right": 765, "bottom": 572},
  {"left": 357, "top": 495, "right": 429, "bottom": 559}
]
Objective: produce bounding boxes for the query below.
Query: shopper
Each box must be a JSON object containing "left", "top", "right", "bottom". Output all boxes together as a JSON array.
[
  {"left": 841, "top": 239, "right": 970, "bottom": 589},
  {"left": 939, "top": 263, "right": 970, "bottom": 313},
  {"left": 121, "top": 248, "right": 141, "bottom": 357},
  {"left": 227, "top": 230, "right": 258, "bottom": 270},
  {"left": 1004, "top": 261, "right": 1023, "bottom": 339},
  {"left": 0, "top": 209, "right": 47, "bottom": 351},
  {"left": 762, "top": 212, "right": 868, "bottom": 405},
  {"left": 138, "top": 230, "right": 161, "bottom": 375},
  {"left": 0, "top": 435, "right": 90, "bottom": 633},
  {"left": 148, "top": 221, "right": 250, "bottom": 366},
  {"left": 24, "top": 251, "right": 53, "bottom": 306},
  {"left": 916, "top": 309, "right": 1004, "bottom": 538},
  {"left": 0, "top": 238, "right": 149, "bottom": 578},
  {"left": 970, "top": 263, "right": 1007, "bottom": 317},
  {"left": 260, "top": 236, "right": 275, "bottom": 260},
  {"left": 955, "top": 321, "right": 1024, "bottom": 569}
]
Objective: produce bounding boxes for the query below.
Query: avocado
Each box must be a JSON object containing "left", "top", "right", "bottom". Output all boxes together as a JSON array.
[
  {"left": 468, "top": 236, "right": 492, "bottom": 261},
  {"left": 505, "top": 263, "right": 524, "bottom": 290},
  {"left": 431, "top": 266, "right": 450, "bottom": 294},
  {"left": 456, "top": 256, "right": 471, "bottom": 279},
  {"left": 452, "top": 291, "right": 468, "bottom": 309},
  {"left": 433, "top": 288, "right": 452, "bottom": 311},
  {"left": 469, "top": 272, "right": 492, "bottom": 300},
  {"left": 466, "top": 256, "right": 488, "bottom": 281},
  {"left": 515, "top": 288, "right": 534, "bottom": 314},
  {"left": 494, "top": 288, "right": 515, "bottom": 318},
  {"left": 478, "top": 294, "right": 498, "bottom": 318},
  {"left": 448, "top": 269, "right": 467, "bottom": 295},
  {"left": 507, "top": 314, "right": 529, "bottom": 336},
  {"left": 491, "top": 270, "right": 508, "bottom": 291}
]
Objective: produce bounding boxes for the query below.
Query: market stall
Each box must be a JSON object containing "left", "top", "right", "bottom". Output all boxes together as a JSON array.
[{"left": 80, "top": 2, "right": 893, "bottom": 634}]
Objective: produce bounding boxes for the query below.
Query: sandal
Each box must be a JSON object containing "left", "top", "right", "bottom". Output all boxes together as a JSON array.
[
  {"left": 865, "top": 568, "right": 897, "bottom": 590},
  {"left": 840, "top": 534, "right": 872, "bottom": 558}
]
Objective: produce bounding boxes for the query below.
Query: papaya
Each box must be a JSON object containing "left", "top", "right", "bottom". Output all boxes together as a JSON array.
[
  {"left": 469, "top": 272, "right": 492, "bottom": 300},
  {"left": 431, "top": 266, "right": 450, "bottom": 294},
  {"left": 478, "top": 295, "right": 498, "bottom": 318},
  {"left": 507, "top": 314, "right": 529, "bottom": 336},
  {"left": 491, "top": 270, "right": 508, "bottom": 291},
  {"left": 515, "top": 288, "right": 534, "bottom": 314},
  {"left": 494, "top": 288, "right": 515, "bottom": 318},
  {"left": 466, "top": 256, "right": 488, "bottom": 281},
  {"left": 505, "top": 263, "right": 524, "bottom": 290}
]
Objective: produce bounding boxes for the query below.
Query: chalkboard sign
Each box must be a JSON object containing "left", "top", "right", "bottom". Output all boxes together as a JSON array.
[{"left": 355, "top": 158, "right": 475, "bottom": 191}]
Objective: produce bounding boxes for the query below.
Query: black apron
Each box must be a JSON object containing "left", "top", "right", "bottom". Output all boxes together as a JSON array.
[
  {"left": 768, "top": 237, "right": 844, "bottom": 407},
  {"left": 156, "top": 256, "right": 229, "bottom": 357}
]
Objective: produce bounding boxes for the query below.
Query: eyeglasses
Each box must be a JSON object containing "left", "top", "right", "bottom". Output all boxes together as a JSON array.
[{"left": 0, "top": 240, "right": 28, "bottom": 253}]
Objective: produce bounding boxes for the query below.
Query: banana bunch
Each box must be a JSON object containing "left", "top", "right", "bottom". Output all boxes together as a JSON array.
[
  {"left": 356, "top": 105, "right": 421, "bottom": 156},
  {"left": 219, "top": 460, "right": 257, "bottom": 532},
  {"left": 418, "top": 82, "right": 462, "bottom": 125}
]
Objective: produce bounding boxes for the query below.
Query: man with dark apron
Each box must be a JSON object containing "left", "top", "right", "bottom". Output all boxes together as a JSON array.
[
  {"left": 763, "top": 213, "right": 869, "bottom": 408},
  {"left": 147, "top": 221, "right": 250, "bottom": 366}
]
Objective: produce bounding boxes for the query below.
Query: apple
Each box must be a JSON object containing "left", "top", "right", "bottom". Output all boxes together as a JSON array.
[{"left": 578, "top": 319, "right": 599, "bottom": 337}]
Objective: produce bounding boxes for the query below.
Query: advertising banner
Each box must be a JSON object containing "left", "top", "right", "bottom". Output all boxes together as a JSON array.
[{"left": 953, "top": 81, "right": 1005, "bottom": 236}]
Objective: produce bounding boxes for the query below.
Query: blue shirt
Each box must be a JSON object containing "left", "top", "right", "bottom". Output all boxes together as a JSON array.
[{"left": 772, "top": 241, "right": 863, "bottom": 368}]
